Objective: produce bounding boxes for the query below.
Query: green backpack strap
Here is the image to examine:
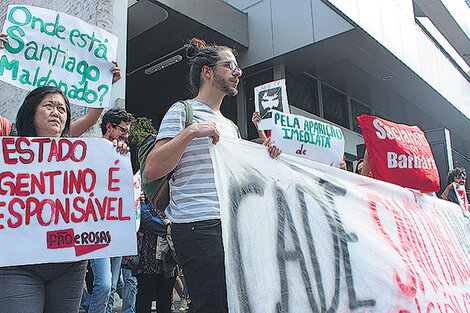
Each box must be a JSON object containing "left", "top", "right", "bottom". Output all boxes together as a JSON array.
[{"left": 181, "top": 100, "right": 193, "bottom": 127}]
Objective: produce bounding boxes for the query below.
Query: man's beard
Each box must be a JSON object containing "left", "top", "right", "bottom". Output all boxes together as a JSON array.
[{"left": 214, "top": 74, "right": 238, "bottom": 96}]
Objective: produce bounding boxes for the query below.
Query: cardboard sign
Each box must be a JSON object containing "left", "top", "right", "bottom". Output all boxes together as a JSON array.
[
  {"left": 271, "top": 111, "right": 344, "bottom": 167},
  {"left": 0, "top": 5, "right": 118, "bottom": 108},
  {"left": 357, "top": 114, "right": 439, "bottom": 192},
  {"left": 133, "top": 170, "right": 142, "bottom": 230},
  {"left": 210, "top": 136, "right": 470, "bottom": 313},
  {"left": 254, "top": 79, "right": 289, "bottom": 130},
  {"left": 0, "top": 137, "right": 136, "bottom": 267}
]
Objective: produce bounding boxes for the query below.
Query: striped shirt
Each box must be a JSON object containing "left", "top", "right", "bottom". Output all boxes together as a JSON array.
[{"left": 157, "top": 100, "right": 238, "bottom": 223}]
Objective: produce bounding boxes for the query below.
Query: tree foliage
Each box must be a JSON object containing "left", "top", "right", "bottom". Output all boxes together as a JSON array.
[{"left": 128, "top": 116, "right": 157, "bottom": 147}]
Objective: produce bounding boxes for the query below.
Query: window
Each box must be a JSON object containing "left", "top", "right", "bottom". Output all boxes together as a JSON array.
[
  {"left": 286, "top": 71, "right": 319, "bottom": 116},
  {"left": 351, "top": 99, "right": 372, "bottom": 133},
  {"left": 321, "top": 83, "right": 349, "bottom": 128}
]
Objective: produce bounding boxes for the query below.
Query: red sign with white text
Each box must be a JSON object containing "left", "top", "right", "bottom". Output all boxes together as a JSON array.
[{"left": 357, "top": 114, "right": 440, "bottom": 192}]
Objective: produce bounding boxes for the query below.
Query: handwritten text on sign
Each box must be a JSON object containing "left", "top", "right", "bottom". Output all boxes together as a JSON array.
[
  {"left": 0, "top": 137, "right": 136, "bottom": 267},
  {"left": 271, "top": 111, "right": 344, "bottom": 167},
  {"left": 210, "top": 136, "right": 470, "bottom": 313},
  {"left": 0, "top": 5, "right": 118, "bottom": 108}
]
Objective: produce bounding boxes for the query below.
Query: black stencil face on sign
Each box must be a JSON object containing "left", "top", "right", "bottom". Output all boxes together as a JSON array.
[{"left": 259, "top": 87, "right": 283, "bottom": 119}]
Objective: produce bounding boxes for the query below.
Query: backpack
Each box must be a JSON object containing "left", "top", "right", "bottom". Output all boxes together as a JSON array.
[
  {"left": 137, "top": 100, "right": 240, "bottom": 211},
  {"left": 137, "top": 100, "right": 193, "bottom": 210}
]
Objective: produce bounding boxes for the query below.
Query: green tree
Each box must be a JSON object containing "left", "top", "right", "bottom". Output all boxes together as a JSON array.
[{"left": 128, "top": 116, "right": 157, "bottom": 147}]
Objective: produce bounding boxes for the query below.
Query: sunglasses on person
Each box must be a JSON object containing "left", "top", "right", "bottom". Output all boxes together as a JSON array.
[{"left": 209, "top": 60, "right": 242, "bottom": 76}]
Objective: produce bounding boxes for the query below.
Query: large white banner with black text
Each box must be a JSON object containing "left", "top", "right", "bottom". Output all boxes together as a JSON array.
[{"left": 211, "top": 136, "right": 470, "bottom": 313}]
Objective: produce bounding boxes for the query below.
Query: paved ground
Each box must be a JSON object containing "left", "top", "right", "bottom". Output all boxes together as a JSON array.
[{"left": 80, "top": 289, "right": 186, "bottom": 313}]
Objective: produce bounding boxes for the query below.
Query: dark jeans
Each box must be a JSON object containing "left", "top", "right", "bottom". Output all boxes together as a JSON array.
[
  {"left": 171, "top": 219, "right": 228, "bottom": 313},
  {"left": 135, "top": 274, "right": 175, "bottom": 313},
  {"left": 0, "top": 261, "right": 87, "bottom": 313}
]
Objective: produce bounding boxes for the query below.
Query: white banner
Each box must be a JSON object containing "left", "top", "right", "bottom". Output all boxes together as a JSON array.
[
  {"left": 0, "top": 5, "right": 118, "bottom": 108},
  {"left": 271, "top": 110, "right": 345, "bottom": 167},
  {"left": 254, "top": 79, "right": 289, "bottom": 130},
  {"left": 0, "top": 137, "right": 136, "bottom": 267},
  {"left": 210, "top": 136, "right": 470, "bottom": 313}
]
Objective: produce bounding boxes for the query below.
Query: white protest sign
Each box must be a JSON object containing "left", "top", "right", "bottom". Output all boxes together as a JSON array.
[
  {"left": 454, "top": 184, "right": 469, "bottom": 216},
  {"left": 133, "top": 170, "right": 142, "bottom": 230},
  {"left": 0, "top": 5, "right": 118, "bottom": 108},
  {"left": 254, "top": 79, "right": 289, "bottom": 130},
  {"left": 271, "top": 110, "right": 345, "bottom": 167},
  {"left": 0, "top": 137, "right": 136, "bottom": 267},
  {"left": 210, "top": 136, "right": 470, "bottom": 313}
]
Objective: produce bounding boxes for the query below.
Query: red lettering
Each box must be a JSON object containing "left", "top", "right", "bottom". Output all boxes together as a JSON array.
[
  {"left": 7, "top": 198, "right": 24, "bottom": 228},
  {"left": 25, "top": 197, "right": 40, "bottom": 225},
  {"left": 118, "top": 197, "right": 130, "bottom": 221},
  {"left": 31, "top": 138, "right": 51, "bottom": 163},
  {"left": 84, "top": 198, "right": 98, "bottom": 222},
  {"left": 0, "top": 201, "right": 5, "bottom": 229},
  {"left": 15, "top": 173, "right": 30, "bottom": 196},
  {"left": 43, "top": 171, "right": 61, "bottom": 194},
  {"left": 82, "top": 169, "right": 96, "bottom": 192},
  {"left": 71, "top": 197, "right": 86, "bottom": 223},
  {"left": 37, "top": 199, "right": 55, "bottom": 226},
  {"left": 16, "top": 137, "right": 33, "bottom": 164},
  {"left": 0, "top": 172, "right": 15, "bottom": 195},
  {"left": 2, "top": 137, "right": 17, "bottom": 164},
  {"left": 55, "top": 198, "right": 70, "bottom": 224},
  {"left": 31, "top": 172, "right": 45, "bottom": 194},
  {"left": 106, "top": 197, "right": 118, "bottom": 220},
  {"left": 108, "top": 168, "right": 120, "bottom": 191},
  {"left": 70, "top": 140, "right": 87, "bottom": 162},
  {"left": 95, "top": 197, "right": 108, "bottom": 220},
  {"left": 48, "top": 140, "right": 59, "bottom": 162},
  {"left": 58, "top": 139, "right": 73, "bottom": 161}
]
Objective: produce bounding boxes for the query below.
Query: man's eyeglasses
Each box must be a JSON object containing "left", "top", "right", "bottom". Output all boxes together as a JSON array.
[
  {"left": 112, "top": 123, "right": 130, "bottom": 135},
  {"left": 209, "top": 60, "right": 242, "bottom": 76}
]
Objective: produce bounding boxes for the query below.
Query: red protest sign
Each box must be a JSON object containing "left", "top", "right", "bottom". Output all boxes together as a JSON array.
[{"left": 357, "top": 114, "right": 440, "bottom": 192}]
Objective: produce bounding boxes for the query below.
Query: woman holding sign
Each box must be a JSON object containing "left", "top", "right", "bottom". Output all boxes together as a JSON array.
[{"left": 0, "top": 86, "right": 126, "bottom": 313}]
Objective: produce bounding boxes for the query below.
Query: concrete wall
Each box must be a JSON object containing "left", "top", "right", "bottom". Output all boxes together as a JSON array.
[
  {"left": 225, "top": 0, "right": 353, "bottom": 67},
  {"left": 325, "top": 0, "right": 470, "bottom": 122},
  {"left": 0, "top": 0, "right": 127, "bottom": 137}
]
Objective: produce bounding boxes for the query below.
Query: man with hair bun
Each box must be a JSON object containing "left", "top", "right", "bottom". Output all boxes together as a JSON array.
[{"left": 145, "top": 38, "right": 281, "bottom": 312}]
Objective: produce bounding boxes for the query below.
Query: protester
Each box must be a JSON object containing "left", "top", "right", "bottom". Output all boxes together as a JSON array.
[
  {"left": 144, "top": 38, "right": 280, "bottom": 313},
  {"left": 0, "top": 86, "right": 126, "bottom": 313},
  {"left": 355, "top": 158, "right": 364, "bottom": 175},
  {"left": 252, "top": 111, "right": 268, "bottom": 140},
  {"left": 0, "top": 33, "right": 121, "bottom": 138},
  {"left": 441, "top": 167, "right": 467, "bottom": 204},
  {"left": 87, "top": 109, "right": 133, "bottom": 313},
  {"left": 132, "top": 200, "right": 177, "bottom": 313}
]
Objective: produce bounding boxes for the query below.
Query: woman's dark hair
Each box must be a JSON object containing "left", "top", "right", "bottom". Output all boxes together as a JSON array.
[
  {"left": 448, "top": 167, "right": 466, "bottom": 185},
  {"left": 16, "top": 86, "right": 71, "bottom": 137},
  {"left": 185, "top": 38, "right": 235, "bottom": 96}
]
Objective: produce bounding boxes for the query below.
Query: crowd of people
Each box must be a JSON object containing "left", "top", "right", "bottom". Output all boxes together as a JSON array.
[{"left": 0, "top": 33, "right": 467, "bottom": 313}]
